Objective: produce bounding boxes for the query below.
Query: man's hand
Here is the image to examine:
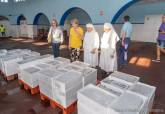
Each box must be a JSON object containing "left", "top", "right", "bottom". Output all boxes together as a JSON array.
[
  {"left": 74, "top": 28, "right": 83, "bottom": 39},
  {"left": 74, "top": 28, "right": 79, "bottom": 33},
  {"left": 91, "top": 49, "right": 96, "bottom": 54},
  {"left": 159, "top": 30, "right": 165, "bottom": 34},
  {"left": 110, "top": 54, "right": 114, "bottom": 58},
  {"left": 122, "top": 40, "right": 125, "bottom": 47}
]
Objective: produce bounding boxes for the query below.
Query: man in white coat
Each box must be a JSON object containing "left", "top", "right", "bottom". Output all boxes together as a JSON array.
[
  {"left": 99, "top": 23, "right": 120, "bottom": 73},
  {"left": 83, "top": 23, "right": 100, "bottom": 67}
]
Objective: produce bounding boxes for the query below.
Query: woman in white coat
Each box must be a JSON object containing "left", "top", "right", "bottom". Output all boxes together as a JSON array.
[
  {"left": 99, "top": 23, "right": 120, "bottom": 73},
  {"left": 83, "top": 23, "right": 100, "bottom": 67}
]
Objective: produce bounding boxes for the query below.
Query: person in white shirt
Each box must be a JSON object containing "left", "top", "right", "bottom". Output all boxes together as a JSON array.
[
  {"left": 48, "top": 19, "right": 63, "bottom": 58},
  {"left": 99, "top": 23, "right": 120, "bottom": 73},
  {"left": 83, "top": 23, "right": 99, "bottom": 67}
]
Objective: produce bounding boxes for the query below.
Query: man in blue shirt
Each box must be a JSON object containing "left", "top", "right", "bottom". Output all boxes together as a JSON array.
[{"left": 119, "top": 15, "right": 133, "bottom": 66}]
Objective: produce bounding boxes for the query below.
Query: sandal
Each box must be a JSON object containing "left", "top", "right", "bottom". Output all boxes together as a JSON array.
[{"left": 152, "top": 59, "right": 160, "bottom": 62}]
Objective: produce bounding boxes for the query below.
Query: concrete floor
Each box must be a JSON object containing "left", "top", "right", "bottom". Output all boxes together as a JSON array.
[{"left": 0, "top": 37, "right": 165, "bottom": 114}]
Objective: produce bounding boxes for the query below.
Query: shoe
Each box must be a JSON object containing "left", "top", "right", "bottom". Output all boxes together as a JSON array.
[{"left": 152, "top": 59, "right": 160, "bottom": 62}]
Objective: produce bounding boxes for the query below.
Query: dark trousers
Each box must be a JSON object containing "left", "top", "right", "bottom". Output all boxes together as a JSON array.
[
  {"left": 52, "top": 42, "right": 60, "bottom": 58},
  {"left": 119, "top": 38, "right": 131, "bottom": 65},
  {"left": 70, "top": 48, "right": 80, "bottom": 62},
  {"left": 1, "top": 32, "right": 6, "bottom": 37}
]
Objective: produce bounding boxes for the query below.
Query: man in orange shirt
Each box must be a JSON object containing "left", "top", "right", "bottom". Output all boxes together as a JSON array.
[{"left": 69, "top": 19, "right": 84, "bottom": 62}]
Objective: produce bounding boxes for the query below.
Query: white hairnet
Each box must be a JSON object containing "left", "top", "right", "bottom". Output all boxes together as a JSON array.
[
  {"left": 104, "top": 23, "right": 113, "bottom": 29},
  {"left": 86, "top": 23, "right": 95, "bottom": 31}
]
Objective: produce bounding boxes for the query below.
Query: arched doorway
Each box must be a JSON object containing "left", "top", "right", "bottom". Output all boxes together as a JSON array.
[
  {"left": 60, "top": 7, "right": 92, "bottom": 45},
  {"left": 0, "top": 15, "right": 10, "bottom": 37},
  {"left": 33, "top": 13, "right": 50, "bottom": 40},
  {"left": 17, "top": 15, "right": 26, "bottom": 25},
  {"left": 112, "top": 0, "right": 165, "bottom": 42},
  {"left": 60, "top": 7, "right": 92, "bottom": 31},
  {"left": 111, "top": 0, "right": 139, "bottom": 24},
  {"left": 17, "top": 15, "right": 28, "bottom": 37}
]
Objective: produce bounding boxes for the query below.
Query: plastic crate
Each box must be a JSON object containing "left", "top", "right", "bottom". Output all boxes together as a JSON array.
[
  {"left": 21, "top": 66, "right": 41, "bottom": 88},
  {"left": 38, "top": 69, "right": 65, "bottom": 99},
  {"left": 78, "top": 84, "right": 117, "bottom": 114},
  {"left": 110, "top": 71, "right": 140, "bottom": 84},
  {"left": 53, "top": 71, "right": 82, "bottom": 108},
  {"left": 110, "top": 91, "right": 147, "bottom": 114},
  {"left": 101, "top": 77, "right": 132, "bottom": 92},
  {"left": 72, "top": 61, "right": 91, "bottom": 68},
  {"left": 129, "top": 82, "right": 156, "bottom": 114}
]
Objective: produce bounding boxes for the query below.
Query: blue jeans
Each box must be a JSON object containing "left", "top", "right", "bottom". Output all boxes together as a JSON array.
[
  {"left": 157, "top": 39, "right": 165, "bottom": 48},
  {"left": 119, "top": 38, "right": 131, "bottom": 65},
  {"left": 52, "top": 42, "right": 60, "bottom": 58}
]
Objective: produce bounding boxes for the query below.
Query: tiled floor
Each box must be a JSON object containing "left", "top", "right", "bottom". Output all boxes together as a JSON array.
[{"left": 0, "top": 37, "right": 165, "bottom": 114}]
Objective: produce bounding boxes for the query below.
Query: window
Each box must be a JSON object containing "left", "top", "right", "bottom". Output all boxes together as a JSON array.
[
  {"left": 0, "top": 0, "right": 8, "bottom": 3},
  {"left": 14, "top": 0, "right": 26, "bottom": 2}
]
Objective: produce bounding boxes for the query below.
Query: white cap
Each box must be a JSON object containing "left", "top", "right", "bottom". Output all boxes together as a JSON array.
[
  {"left": 104, "top": 23, "right": 112, "bottom": 29},
  {"left": 86, "top": 23, "right": 94, "bottom": 28}
]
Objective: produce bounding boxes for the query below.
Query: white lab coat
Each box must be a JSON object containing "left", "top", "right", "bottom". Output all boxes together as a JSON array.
[
  {"left": 48, "top": 27, "right": 63, "bottom": 43},
  {"left": 99, "top": 30, "right": 120, "bottom": 72},
  {"left": 83, "top": 31, "right": 100, "bottom": 67}
]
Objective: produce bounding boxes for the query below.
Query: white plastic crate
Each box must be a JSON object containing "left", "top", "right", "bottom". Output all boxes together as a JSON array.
[
  {"left": 78, "top": 102, "right": 96, "bottom": 114},
  {"left": 18, "top": 54, "right": 53, "bottom": 71},
  {"left": 110, "top": 91, "right": 147, "bottom": 114},
  {"left": 53, "top": 71, "right": 83, "bottom": 108},
  {"left": 21, "top": 52, "right": 40, "bottom": 60},
  {"left": 98, "top": 84, "right": 123, "bottom": 97},
  {"left": 17, "top": 56, "right": 46, "bottom": 80},
  {"left": 101, "top": 77, "right": 133, "bottom": 92},
  {"left": 53, "top": 82, "right": 83, "bottom": 108},
  {"left": 54, "top": 71, "right": 82, "bottom": 93},
  {"left": 129, "top": 82, "right": 156, "bottom": 114},
  {"left": 72, "top": 61, "right": 91, "bottom": 68},
  {"left": 44, "top": 60, "right": 62, "bottom": 68},
  {"left": 61, "top": 64, "right": 83, "bottom": 72},
  {"left": 54, "top": 57, "right": 70, "bottom": 64},
  {"left": 21, "top": 67, "right": 41, "bottom": 88},
  {"left": 78, "top": 84, "right": 117, "bottom": 114},
  {"left": 0, "top": 49, "right": 41, "bottom": 76},
  {"left": 7, "top": 49, "right": 23, "bottom": 54},
  {"left": 0, "top": 49, "right": 7, "bottom": 57},
  {"left": 38, "top": 69, "right": 65, "bottom": 99},
  {"left": 0, "top": 51, "right": 23, "bottom": 73},
  {"left": 78, "top": 67, "right": 97, "bottom": 86},
  {"left": 61, "top": 64, "right": 97, "bottom": 87},
  {"left": 2, "top": 56, "right": 23, "bottom": 76},
  {"left": 43, "top": 59, "right": 70, "bottom": 69},
  {"left": 34, "top": 63, "right": 51, "bottom": 70},
  {"left": 110, "top": 71, "right": 140, "bottom": 84}
]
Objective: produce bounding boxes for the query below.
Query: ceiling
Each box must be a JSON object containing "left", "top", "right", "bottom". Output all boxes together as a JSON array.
[{"left": 136, "top": 0, "right": 165, "bottom": 5}]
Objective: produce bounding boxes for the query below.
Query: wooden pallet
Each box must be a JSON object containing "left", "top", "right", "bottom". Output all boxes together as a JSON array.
[
  {"left": 0, "top": 70, "right": 5, "bottom": 76},
  {"left": 18, "top": 79, "right": 40, "bottom": 95},
  {"left": 40, "top": 93, "right": 77, "bottom": 114},
  {"left": 4, "top": 74, "right": 18, "bottom": 81},
  {"left": 96, "top": 80, "right": 101, "bottom": 85},
  {"left": 0, "top": 70, "right": 18, "bottom": 81}
]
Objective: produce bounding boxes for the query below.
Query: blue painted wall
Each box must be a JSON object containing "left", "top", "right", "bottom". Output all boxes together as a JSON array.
[
  {"left": 116, "top": 1, "right": 165, "bottom": 23},
  {"left": 0, "top": 0, "right": 132, "bottom": 25}
]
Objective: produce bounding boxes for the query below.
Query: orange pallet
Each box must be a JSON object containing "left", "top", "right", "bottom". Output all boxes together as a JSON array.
[
  {"left": 19, "top": 79, "right": 40, "bottom": 95},
  {"left": 96, "top": 80, "right": 101, "bottom": 85},
  {"left": 4, "top": 74, "right": 18, "bottom": 81},
  {"left": 0, "top": 70, "right": 5, "bottom": 76},
  {"left": 40, "top": 93, "right": 77, "bottom": 114}
]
